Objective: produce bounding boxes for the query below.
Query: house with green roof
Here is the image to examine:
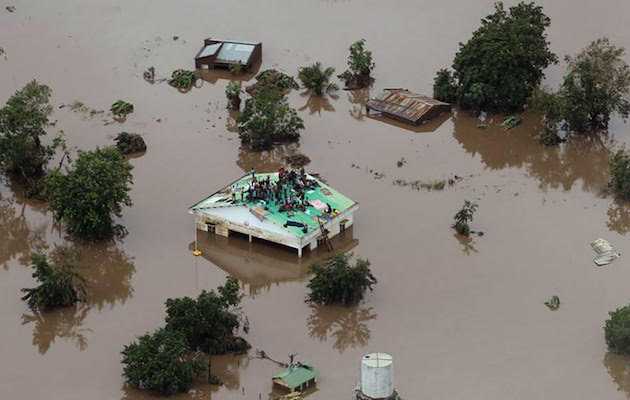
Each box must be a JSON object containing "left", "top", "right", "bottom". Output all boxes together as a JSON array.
[
  {"left": 189, "top": 170, "right": 358, "bottom": 257},
  {"left": 272, "top": 363, "right": 318, "bottom": 392}
]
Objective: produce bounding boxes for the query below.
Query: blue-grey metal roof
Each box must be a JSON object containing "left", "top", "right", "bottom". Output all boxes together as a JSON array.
[
  {"left": 216, "top": 42, "right": 255, "bottom": 64},
  {"left": 198, "top": 43, "right": 221, "bottom": 58}
]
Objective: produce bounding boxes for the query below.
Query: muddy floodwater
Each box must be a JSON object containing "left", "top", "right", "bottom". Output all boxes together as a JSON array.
[{"left": 2, "top": 1, "right": 630, "bottom": 399}]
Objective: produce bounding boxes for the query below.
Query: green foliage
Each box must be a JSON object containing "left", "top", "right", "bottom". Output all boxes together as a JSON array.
[
  {"left": 225, "top": 81, "right": 241, "bottom": 99},
  {"left": 225, "top": 81, "right": 242, "bottom": 110},
  {"left": 110, "top": 100, "right": 134, "bottom": 118},
  {"left": 307, "top": 253, "right": 377, "bottom": 306},
  {"left": 605, "top": 305, "right": 630, "bottom": 355},
  {"left": 169, "top": 69, "right": 198, "bottom": 90},
  {"left": 114, "top": 132, "right": 146, "bottom": 154},
  {"left": 165, "top": 277, "right": 250, "bottom": 355},
  {"left": 501, "top": 115, "right": 522, "bottom": 130},
  {"left": 298, "top": 62, "right": 338, "bottom": 96},
  {"left": 21, "top": 253, "right": 86, "bottom": 310},
  {"left": 0, "top": 80, "right": 61, "bottom": 181},
  {"left": 560, "top": 38, "right": 630, "bottom": 132},
  {"left": 609, "top": 148, "right": 630, "bottom": 200},
  {"left": 433, "top": 69, "right": 458, "bottom": 103},
  {"left": 121, "top": 328, "right": 205, "bottom": 395},
  {"left": 438, "top": 2, "right": 557, "bottom": 111},
  {"left": 339, "top": 39, "right": 375, "bottom": 89},
  {"left": 237, "top": 87, "right": 305, "bottom": 150},
  {"left": 453, "top": 200, "right": 478, "bottom": 236},
  {"left": 253, "top": 69, "right": 299, "bottom": 93},
  {"left": 528, "top": 87, "right": 566, "bottom": 145},
  {"left": 544, "top": 295, "right": 560, "bottom": 310},
  {"left": 46, "top": 147, "right": 133, "bottom": 240}
]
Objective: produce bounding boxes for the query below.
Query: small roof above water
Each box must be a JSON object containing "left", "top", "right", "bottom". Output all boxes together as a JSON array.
[
  {"left": 273, "top": 363, "right": 318, "bottom": 391},
  {"left": 367, "top": 88, "right": 451, "bottom": 125},
  {"left": 197, "top": 43, "right": 222, "bottom": 58},
  {"left": 216, "top": 42, "right": 256, "bottom": 64}
]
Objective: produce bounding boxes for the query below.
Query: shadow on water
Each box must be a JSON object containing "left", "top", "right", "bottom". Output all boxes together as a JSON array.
[
  {"left": 604, "top": 352, "right": 630, "bottom": 398},
  {"left": 366, "top": 111, "right": 451, "bottom": 133},
  {"left": 454, "top": 233, "right": 478, "bottom": 255},
  {"left": 21, "top": 242, "right": 135, "bottom": 354},
  {"left": 191, "top": 227, "right": 359, "bottom": 297},
  {"left": 0, "top": 196, "right": 47, "bottom": 269},
  {"left": 607, "top": 200, "right": 630, "bottom": 235},
  {"left": 298, "top": 93, "right": 337, "bottom": 115},
  {"left": 307, "top": 304, "right": 376, "bottom": 353},
  {"left": 236, "top": 143, "right": 308, "bottom": 173},
  {"left": 452, "top": 112, "right": 611, "bottom": 193},
  {"left": 347, "top": 89, "right": 370, "bottom": 121}
]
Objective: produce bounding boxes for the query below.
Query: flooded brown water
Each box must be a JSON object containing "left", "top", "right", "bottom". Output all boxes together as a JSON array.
[{"left": 2, "top": 1, "right": 630, "bottom": 399}]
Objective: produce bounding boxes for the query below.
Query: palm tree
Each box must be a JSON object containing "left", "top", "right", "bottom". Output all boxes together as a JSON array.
[{"left": 298, "top": 62, "right": 338, "bottom": 96}]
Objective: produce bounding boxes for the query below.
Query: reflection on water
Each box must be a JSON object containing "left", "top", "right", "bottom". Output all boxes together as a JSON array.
[
  {"left": 298, "top": 93, "right": 337, "bottom": 115},
  {"left": 192, "top": 227, "right": 358, "bottom": 297},
  {"left": 347, "top": 89, "right": 369, "bottom": 121},
  {"left": 453, "top": 112, "right": 611, "bottom": 192},
  {"left": 22, "top": 306, "right": 91, "bottom": 354},
  {"left": 21, "top": 243, "right": 135, "bottom": 353},
  {"left": 366, "top": 112, "right": 451, "bottom": 133},
  {"left": 307, "top": 304, "right": 376, "bottom": 353},
  {"left": 607, "top": 200, "right": 630, "bottom": 235},
  {"left": 604, "top": 352, "right": 630, "bottom": 398},
  {"left": 211, "top": 353, "right": 249, "bottom": 391},
  {"left": 236, "top": 143, "right": 308, "bottom": 173},
  {"left": 0, "top": 197, "right": 47, "bottom": 270},
  {"left": 455, "top": 233, "right": 478, "bottom": 255}
]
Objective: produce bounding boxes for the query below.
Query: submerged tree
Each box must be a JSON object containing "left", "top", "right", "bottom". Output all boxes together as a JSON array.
[
  {"left": 245, "top": 69, "right": 299, "bottom": 95},
  {"left": 528, "top": 87, "right": 566, "bottom": 146},
  {"left": 307, "top": 253, "right": 377, "bottom": 306},
  {"left": 433, "top": 69, "right": 458, "bottom": 103},
  {"left": 561, "top": 38, "right": 630, "bottom": 132},
  {"left": 434, "top": 1, "right": 557, "bottom": 111},
  {"left": 338, "top": 39, "right": 375, "bottom": 89},
  {"left": 21, "top": 253, "right": 86, "bottom": 310},
  {"left": 110, "top": 100, "right": 134, "bottom": 118},
  {"left": 237, "top": 87, "right": 304, "bottom": 150},
  {"left": 225, "top": 81, "right": 242, "bottom": 111},
  {"left": 169, "top": 69, "right": 198, "bottom": 91},
  {"left": 165, "top": 277, "right": 250, "bottom": 355},
  {"left": 114, "top": 132, "right": 146, "bottom": 155},
  {"left": 453, "top": 200, "right": 478, "bottom": 236},
  {"left": 0, "top": 81, "right": 64, "bottom": 191},
  {"left": 609, "top": 148, "right": 630, "bottom": 200},
  {"left": 605, "top": 305, "right": 630, "bottom": 355},
  {"left": 46, "top": 147, "right": 133, "bottom": 240},
  {"left": 298, "top": 62, "right": 338, "bottom": 96},
  {"left": 122, "top": 327, "right": 205, "bottom": 395}
]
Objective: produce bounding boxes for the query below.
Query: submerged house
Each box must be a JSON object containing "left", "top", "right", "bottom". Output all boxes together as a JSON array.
[
  {"left": 366, "top": 89, "right": 451, "bottom": 126},
  {"left": 189, "top": 170, "right": 358, "bottom": 257},
  {"left": 273, "top": 363, "right": 318, "bottom": 392},
  {"left": 195, "top": 38, "right": 262, "bottom": 70}
]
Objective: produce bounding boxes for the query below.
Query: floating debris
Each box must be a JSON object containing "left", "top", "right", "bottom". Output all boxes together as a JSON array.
[
  {"left": 6, "top": 6, "right": 16, "bottom": 13},
  {"left": 0, "top": 47, "right": 5, "bottom": 60},
  {"left": 591, "top": 238, "right": 621, "bottom": 266},
  {"left": 143, "top": 66, "right": 155, "bottom": 83},
  {"left": 544, "top": 295, "right": 560, "bottom": 310},
  {"left": 366, "top": 89, "right": 451, "bottom": 126},
  {"left": 501, "top": 115, "right": 522, "bottom": 130},
  {"left": 111, "top": 100, "right": 134, "bottom": 118},
  {"left": 396, "top": 157, "right": 406, "bottom": 168}
]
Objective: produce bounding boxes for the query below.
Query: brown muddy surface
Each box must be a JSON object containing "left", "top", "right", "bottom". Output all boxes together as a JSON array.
[{"left": 2, "top": 1, "right": 630, "bottom": 399}]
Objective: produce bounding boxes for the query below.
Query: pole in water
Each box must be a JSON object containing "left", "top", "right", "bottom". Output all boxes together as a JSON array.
[{"left": 192, "top": 220, "right": 202, "bottom": 256}]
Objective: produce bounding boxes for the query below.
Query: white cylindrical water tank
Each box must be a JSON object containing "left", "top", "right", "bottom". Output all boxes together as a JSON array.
[{"left": 360, "top": 353, "right": 394, "bottom": 399}]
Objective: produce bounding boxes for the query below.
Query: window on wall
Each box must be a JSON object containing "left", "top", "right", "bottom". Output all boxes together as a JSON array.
[{"left": 206, "top": 223, "right": 216, "bottom": 233}]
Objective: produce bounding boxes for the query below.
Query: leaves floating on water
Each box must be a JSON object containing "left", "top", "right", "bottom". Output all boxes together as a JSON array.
[
  {"left": 544, "top": 295, "right": 560, "bottom": 310},
  {"left": 501, "top": 114, "right": 522, "bottom": 130},
  {"left": 110, "top": 100, "right": 134, "bottom": 118}
]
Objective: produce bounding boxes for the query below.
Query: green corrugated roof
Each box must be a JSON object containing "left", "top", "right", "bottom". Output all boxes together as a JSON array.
[
  {"left": 273, "top": 363, "right": 318, "bottom": 390},
  {"left": 191, "top": 172, "right": 357, "bottom": 239}
]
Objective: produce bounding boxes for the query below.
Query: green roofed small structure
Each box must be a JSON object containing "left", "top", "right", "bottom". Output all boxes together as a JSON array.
[
  {"left": 189, "top": 170, "right": 358, "bottom": 257},
  {"left": 273, "top": 363, "right": 318, "bottom": 392}
]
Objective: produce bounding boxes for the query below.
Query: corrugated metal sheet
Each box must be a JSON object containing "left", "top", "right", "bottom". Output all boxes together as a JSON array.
[{"left": 367, "top": 89, "right": 450, "bottom": 124}]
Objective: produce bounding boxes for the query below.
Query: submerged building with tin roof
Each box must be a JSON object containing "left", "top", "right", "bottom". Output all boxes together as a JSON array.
[
  {"left": 366, "top": 88, "right": 451, "bottom": 126},
  {"left": 189, "top": 170, "right": 358, "bottom": 257},
  {"left": 195, "top": 38, "right": 262, "bottom": 70}
]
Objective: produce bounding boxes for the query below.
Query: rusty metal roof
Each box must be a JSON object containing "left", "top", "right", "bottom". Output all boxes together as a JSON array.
[{"left": 367, "top": 89, "right": 450, "bottom": 123}]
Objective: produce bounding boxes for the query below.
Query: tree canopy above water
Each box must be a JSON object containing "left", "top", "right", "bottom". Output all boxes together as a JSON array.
[{"left": 434, "top": 1, "right": 557, "bottom": 112}]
